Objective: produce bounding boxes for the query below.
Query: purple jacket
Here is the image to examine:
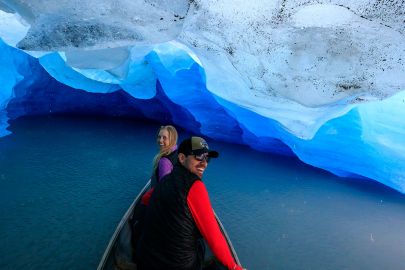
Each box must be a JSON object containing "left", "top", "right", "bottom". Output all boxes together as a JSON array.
[{"left": 157, "top": 145, "right": 177, "bottom": 182}]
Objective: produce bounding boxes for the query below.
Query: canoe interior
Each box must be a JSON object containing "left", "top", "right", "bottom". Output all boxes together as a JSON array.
[{"left": 97, "top": 180, "right": 239, "bottom": 270}]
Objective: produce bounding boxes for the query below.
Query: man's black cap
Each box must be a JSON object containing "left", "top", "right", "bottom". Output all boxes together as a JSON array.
[{"left": 178, "top": 136, "right": 219, "bottom": 158}]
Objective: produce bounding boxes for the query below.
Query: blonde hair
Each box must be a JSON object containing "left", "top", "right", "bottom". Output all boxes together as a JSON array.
[{"left": 152, "top": 125, "right": 178, "bottom": 171}]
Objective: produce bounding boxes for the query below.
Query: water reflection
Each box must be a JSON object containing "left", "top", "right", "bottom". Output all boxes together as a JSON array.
[{"left": 1, "top": 115, "right": 405, "bottom": 270}]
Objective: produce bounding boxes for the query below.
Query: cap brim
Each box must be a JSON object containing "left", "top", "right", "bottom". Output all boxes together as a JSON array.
[
  {"left": 207, "top": 151, "right": 219, "bottom": 158},
  {"left": 192, "top": 149, "right": 219, "bottom": 158}
]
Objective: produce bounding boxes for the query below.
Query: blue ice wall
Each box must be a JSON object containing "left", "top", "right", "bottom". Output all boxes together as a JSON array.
[{"left": 1, "top": 38, "right": 405, "bottom": 193}]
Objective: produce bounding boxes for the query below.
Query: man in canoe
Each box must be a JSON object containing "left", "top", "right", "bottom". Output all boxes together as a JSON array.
[{"left": 137, "top": 136, "right": 244, "bottom": 270}]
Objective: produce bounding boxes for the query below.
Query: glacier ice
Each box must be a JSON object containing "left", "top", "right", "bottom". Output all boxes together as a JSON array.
[{"left": 0, "top": 1, "right": 405, "bottom": 192}]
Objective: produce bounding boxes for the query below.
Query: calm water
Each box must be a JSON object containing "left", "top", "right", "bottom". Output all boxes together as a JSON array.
[{"left": 1, "top": 115, "right": 405, "bottom": 270}]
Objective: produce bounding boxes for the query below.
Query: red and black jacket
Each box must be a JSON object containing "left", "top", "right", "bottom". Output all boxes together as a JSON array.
[
  {"left": 138, "top": 164, "right": 201, "bottom": 270},
  {"left": 137, "top": 164, "right": 242, "bottom": 270}
]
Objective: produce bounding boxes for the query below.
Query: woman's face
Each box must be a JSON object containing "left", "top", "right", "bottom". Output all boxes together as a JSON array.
[{"left": 157, "top": 129, "right": 170, "bottom": 149}]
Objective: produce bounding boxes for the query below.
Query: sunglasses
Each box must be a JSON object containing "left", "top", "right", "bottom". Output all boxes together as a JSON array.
[{"left": 194, "top": 153, "right": 211, "bottom": 163}]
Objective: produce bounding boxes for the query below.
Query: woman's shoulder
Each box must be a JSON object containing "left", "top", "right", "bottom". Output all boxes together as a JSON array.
[{"left": 162, "top": 146, "right": 178, "bottom": 161}]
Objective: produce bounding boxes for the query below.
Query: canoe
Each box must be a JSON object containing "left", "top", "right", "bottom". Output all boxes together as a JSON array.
[{"left": 97, "top": 179, "right": 241, "bottom": 270}]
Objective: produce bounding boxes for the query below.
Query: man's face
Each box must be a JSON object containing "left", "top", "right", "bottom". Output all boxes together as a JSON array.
[{"left": 179, "top": 153, "right": 208, "bottom": 178}]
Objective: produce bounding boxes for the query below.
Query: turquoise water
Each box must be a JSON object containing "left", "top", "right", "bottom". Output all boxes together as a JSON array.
[{"left": 1, "top": 115, "right": 405, "bottom": 270}]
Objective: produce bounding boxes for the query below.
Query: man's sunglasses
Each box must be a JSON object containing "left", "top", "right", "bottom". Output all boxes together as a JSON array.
[{"left": 194, "top": 153, "right": 210, "bottom": 163}]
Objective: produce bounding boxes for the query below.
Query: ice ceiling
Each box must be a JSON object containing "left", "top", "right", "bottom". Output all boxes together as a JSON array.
[{"left": 0, "top": 0, "right": 404, "bottom": 192}]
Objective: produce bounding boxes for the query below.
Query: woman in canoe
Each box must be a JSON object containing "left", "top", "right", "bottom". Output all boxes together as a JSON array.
[
  {"left": 141, "top": 125, "right": 178, "bottom": 205},
  {"left": 151, "top": 125, "right": 178, "bottom": 186}
]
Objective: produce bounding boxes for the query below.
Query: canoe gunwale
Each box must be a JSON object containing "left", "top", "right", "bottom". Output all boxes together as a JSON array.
[
  {"left": 97, "top": 179, "right": 151, "bottom": 270},
  {"left": 214, "top": 210, "right": 241, "bottom": 266}
]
